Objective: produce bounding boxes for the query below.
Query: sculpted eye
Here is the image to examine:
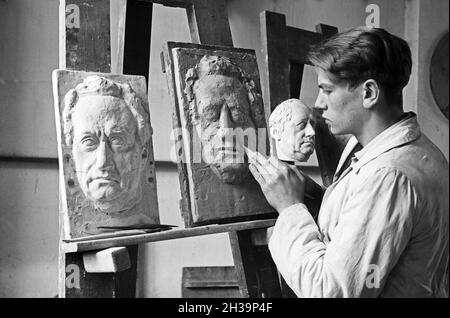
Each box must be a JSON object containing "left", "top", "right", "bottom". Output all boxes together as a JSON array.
[
  {"left": 110, "top": 136, "right": 126, "bottom": 147},
  {"left": 81, "top": 136, "right": 98, "bottom": 148}
]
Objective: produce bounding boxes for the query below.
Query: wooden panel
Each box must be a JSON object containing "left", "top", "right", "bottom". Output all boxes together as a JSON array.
[
  {"left": 259, "top": 11, "right": 290, "bottom": 113},
  {"left": 229, "top": 231, "right": 282, "bottom": 298},
  {"left": 59, "top": 0, "right": 140, "bottom": 298},
  {"left": 62, "top": 218, "right": 277, "bottom": 253},
  {"left": 123, "top": 0, "right": 153, "bottom": 81},
  {"left": 65, "top": 245, "right": 138, "bottom": 298},
  {"left": 182, "top": 266, "right": 240, "bottom": 298},
  {"left": 187, "top": 0, "right": 233, "bottom": 46},
  {"left": 65, "top": 0, "right": 111, "bottom": 72},
  {"left": 286, "top": 27, "right": 324, "bottom": 64},
  {"left": 52, "top": 70, "right": 160, "bottom": 239},
  {"left": 164, "top": 42, "right": 276, "bottom": 226}
]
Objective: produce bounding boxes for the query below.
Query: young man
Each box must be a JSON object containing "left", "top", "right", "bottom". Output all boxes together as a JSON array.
[{"left": 248, "top": 27, "right": 449, "bottom": 297}]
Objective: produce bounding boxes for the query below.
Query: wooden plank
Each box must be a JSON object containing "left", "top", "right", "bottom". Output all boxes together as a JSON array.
[
  {"left": 286, "top": 27, "right": 324, "bottom": 64},
  {"left": 65, "top": 245, "right": 138, "bottom": 298},
  {"left": 138, "top": 0, "right": 190, "bottom": 8},
  {"left": 182, "top": 266, "right": 240, "bottom": 298},
  {"left": 186, "top": 0, "right": 233, "bottom": 46},
  {"left": 58, "top": 0, "right": 139, "bottom": 298},
  {"left": 64, "top": 0, "right": 111, "bottom": 72},
  {"left": 260, "top": 10, "right": 290, "bottom": 113},
  {"left": 62, "top": 219, "right": 276, "bottom": 252},
  {"left": 123, "top": 0, "right": 153, "bottom": 81},
  {"left": 229, "top": 230, "right": 282, "bottom": 298}
]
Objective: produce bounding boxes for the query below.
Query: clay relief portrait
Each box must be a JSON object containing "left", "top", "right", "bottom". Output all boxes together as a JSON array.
[
  {"left": 165, "top": 43, "right": 275, "bottom": 226},
  {"left": 269, "top": 99, "right": 316, "bottom": 163},
  {"left": 53, "top": 70, "right": 159, "bottom": 239}
]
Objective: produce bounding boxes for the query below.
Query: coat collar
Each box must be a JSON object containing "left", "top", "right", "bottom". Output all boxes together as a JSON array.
[
  {"left": 352, "top": 112, "right": 421, "bottom": 172},
  {"left": 333, "top": 112, "right": 421, "bottom": 178}
]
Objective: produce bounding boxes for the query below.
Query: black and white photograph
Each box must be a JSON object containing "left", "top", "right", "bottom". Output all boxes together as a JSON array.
[{"left": 0, "top": 0, "right": 448, "bottom": 301}]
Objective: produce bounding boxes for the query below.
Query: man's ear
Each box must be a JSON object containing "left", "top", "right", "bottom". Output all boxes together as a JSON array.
[
  {"left": 362, "top": 79, "right": 380, "bottom": 109},
  {"left": 270, "top": 126, "right": 281, "bottom": 141}
]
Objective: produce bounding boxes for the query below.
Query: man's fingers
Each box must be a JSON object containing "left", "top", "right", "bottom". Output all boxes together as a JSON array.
[{"left": 249, "top": 163, "right": 266, "bottom": 186}]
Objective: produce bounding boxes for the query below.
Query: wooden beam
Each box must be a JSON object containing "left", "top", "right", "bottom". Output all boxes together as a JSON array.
[
  {"left": 137, "top": 0, "right": 190, "bottom": 8},
  {"left": 58, "top": 0, "right": 138, "bottom": 298},
  {"left": 229, "top": 230, "right": 282, "bottom": 298},
  {"left": 62, "top": 219, "right": 277, "bottom": 252},
  {"left": 186, "top": 0, "right": 233, "bottom": 46},
  {"left": 64, "top": 0, "right": 111, "bottom": 72},
  {"left": 123, "top": 0, "right": 153, "bottom": 82},
  {"left": 260, "top": 11, "right": 290, "bottom": 113},
  {"left": 83, "top": 247, "right": 131, "bottom": 273}
]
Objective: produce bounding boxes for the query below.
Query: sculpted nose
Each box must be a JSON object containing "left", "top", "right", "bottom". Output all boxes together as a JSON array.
[
  {"left": 305, "top": 121, "right": 315, "bottom": 137},
  {"left": 218, "top": 104, "right": 233, "bottom": 138},
  {"left": 95, "top": 140, "right": 114, "bottom": 170}
]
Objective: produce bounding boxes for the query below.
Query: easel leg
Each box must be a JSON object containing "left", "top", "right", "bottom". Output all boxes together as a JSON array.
[{"left": 229, "top": 230, "right": 282, "bottom": 298}]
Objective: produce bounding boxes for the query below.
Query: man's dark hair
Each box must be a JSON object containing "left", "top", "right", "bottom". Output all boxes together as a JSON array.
[{"left": 308, "top": 27, "right": 412, "bottom": 106}]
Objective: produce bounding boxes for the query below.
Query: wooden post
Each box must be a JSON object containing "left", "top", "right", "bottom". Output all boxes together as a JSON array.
[
  {"left": 58, "top": 0, "right": 139, "bottom": 298},
  {"left": 186, "top": 0, "right": 233, "bottom": 46}
]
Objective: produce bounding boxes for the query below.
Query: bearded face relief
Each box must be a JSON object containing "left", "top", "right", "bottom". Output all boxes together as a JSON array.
[
  {"left": 269, "top": 99, "right": 316, "bottom": 162},
  {"left": 54, "top": 70, "right": 159, "bottom": 238}
]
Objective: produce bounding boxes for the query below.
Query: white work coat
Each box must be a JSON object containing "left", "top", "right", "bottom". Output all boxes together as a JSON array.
[{"left": 269, "top": 113, "right": 449, "bottom": 297}]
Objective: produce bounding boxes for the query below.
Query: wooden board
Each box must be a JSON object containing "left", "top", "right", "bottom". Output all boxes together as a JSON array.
[
  {"left": 163, "top": 42, "right": 276, "bottom": 227},
  {"left": 64, "top": 0, "right": 111, "bottom": 72},
  {"left": 62, "top": 218, "right": 277, "bottom": 253},
  {"left": 182, "top": 266, "right": 240, "bottom": 298},
  {"left": 52, "top": 69, "right": 160, "bottom": 239}
]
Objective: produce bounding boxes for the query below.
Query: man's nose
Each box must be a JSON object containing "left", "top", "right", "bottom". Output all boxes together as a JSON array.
[
  {"left": 304, "top": 121, "right": 315, "bottom": 137},
  {"left": 314, "top": 92, "right": 327, "bottom": 111},
  {"left": 95, "top": 140, "right": 114, "bottom": 170}
]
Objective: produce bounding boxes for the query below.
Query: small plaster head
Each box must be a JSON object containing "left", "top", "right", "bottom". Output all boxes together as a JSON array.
[{"left": 269, "top": 99, "right": 315, "bottom": 162}]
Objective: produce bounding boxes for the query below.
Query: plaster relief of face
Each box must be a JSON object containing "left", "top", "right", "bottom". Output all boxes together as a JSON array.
[
  {"left": 194, "top": 74, "right": 256, "bottom": 183},
  {"left": 185, "top": 55, "right": 265, "bottom": 185},
  {"left": 71, "top": 95, "right": 146, "bottom": 213},
  {"left": 269, "top": 99, "right": 315, "bottom": 162}
]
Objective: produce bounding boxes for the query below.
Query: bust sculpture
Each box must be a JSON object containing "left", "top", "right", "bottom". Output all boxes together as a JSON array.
[{"left": 269, "top": 99, "right": 315, "bottom": 163}]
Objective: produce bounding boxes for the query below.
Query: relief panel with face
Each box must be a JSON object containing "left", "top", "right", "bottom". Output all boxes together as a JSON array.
[
  {"left": 53, "top": 70, "right": 159, "bottom": 238},
  {"left": 167, "top": 43, "right": 275, "bottom": 226}
]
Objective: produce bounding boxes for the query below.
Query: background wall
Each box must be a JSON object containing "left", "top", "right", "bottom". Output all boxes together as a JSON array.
[{"left": 0, "top": 0, "right": 447, "bottom": 297}]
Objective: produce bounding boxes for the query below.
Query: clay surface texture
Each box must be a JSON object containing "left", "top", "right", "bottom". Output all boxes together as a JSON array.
[
  {"left": 269, "top": 99, "right": 315, "bottom": 162},
  {"left": 53, "top": 70, "right": 159, "bottom": 238},
  {"left": 168, "top": 43, "right": 275, "bottom": 226}
]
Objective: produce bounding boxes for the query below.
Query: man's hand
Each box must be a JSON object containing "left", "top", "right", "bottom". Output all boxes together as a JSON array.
[{"left": 246, "top": 148, "right": 305, "bottom": 213}]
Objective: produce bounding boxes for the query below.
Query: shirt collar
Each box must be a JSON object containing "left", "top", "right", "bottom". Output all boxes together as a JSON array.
[{"left": 352, "top": 112, "right": 421, "bottom": 171}]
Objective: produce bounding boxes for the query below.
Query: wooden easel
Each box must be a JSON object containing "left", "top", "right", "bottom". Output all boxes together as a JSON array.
[{"left": 58, "top": 0, "right": 282, "bottom": 298}]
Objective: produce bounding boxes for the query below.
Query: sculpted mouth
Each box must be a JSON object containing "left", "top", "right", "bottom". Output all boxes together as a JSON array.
[{"left": 88, "top": 176, "right": 119, "bottom": 185}]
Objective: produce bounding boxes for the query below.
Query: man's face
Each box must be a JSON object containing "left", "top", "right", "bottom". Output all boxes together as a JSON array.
[
  {"left": 194, "top": 74, "right": 256, "bottom": 184},
  {"left": 278, "top": 106, "right": 315, "bottom": 162},
  {"left": 71, "top": 95, "right": 145, "bottom": 212},
  {"left": 314, "top": 68, "right": 364, "bottom": 135}
]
